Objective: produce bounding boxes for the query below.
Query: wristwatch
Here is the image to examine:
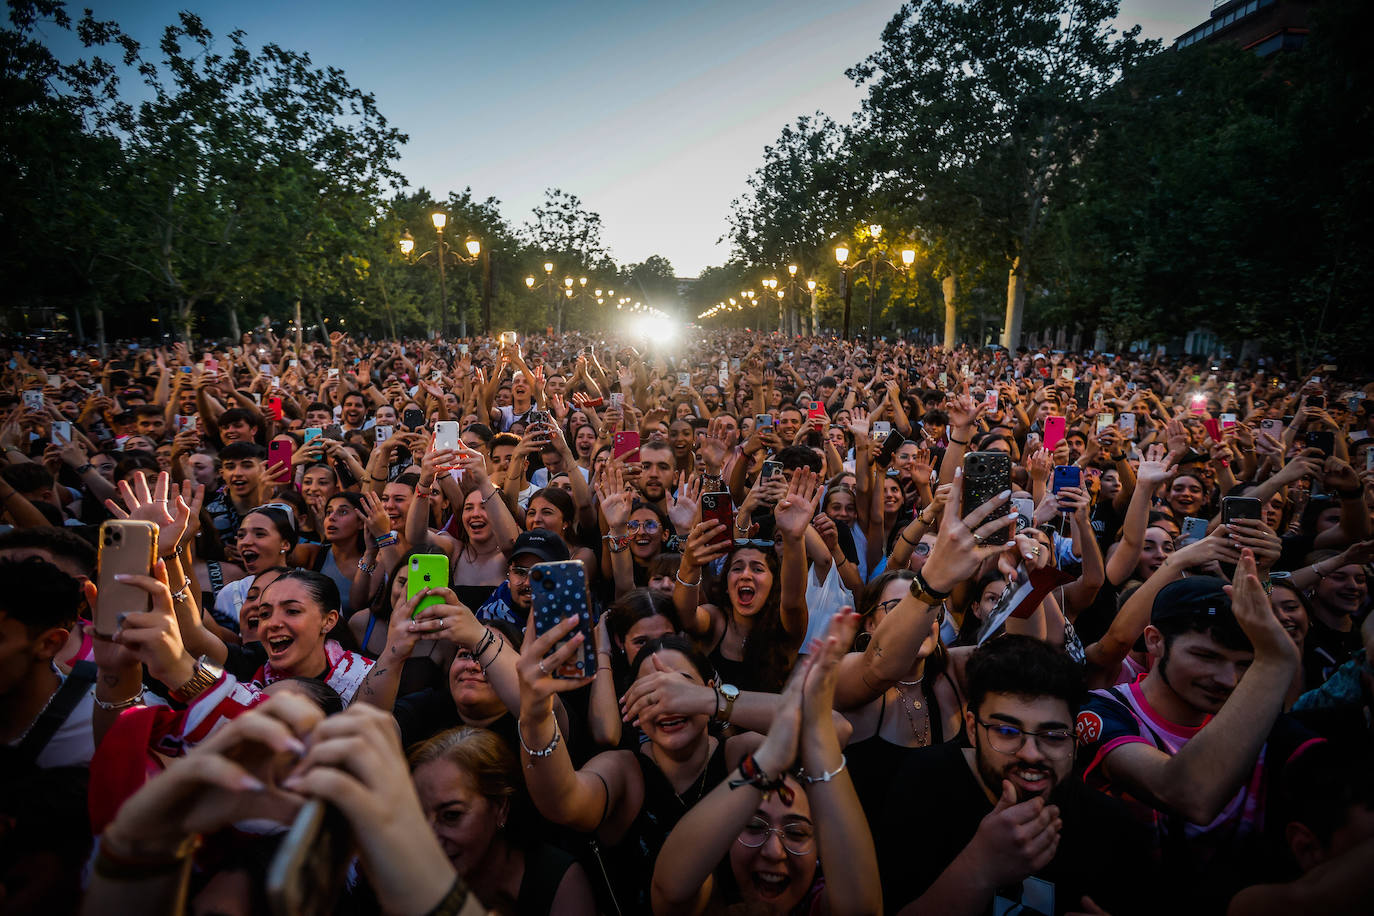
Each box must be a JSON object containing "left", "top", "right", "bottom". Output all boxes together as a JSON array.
[
  {"left": 170, "top": 655, "right": 225, "bottom": 704},
  {"left": 909, "top": 569, "right": 952, "bottom": 604},
  {"left": 715, "top": 683, "right": 740, "bottom": 724}
]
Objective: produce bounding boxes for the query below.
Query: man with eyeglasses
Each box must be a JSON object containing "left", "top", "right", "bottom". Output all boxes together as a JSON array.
[
  {"left": 876, "top": 635, "right": 1153, "bottom": 915},
  {"left": 475, "top": 529, "right": 568, "bottom": 629}
]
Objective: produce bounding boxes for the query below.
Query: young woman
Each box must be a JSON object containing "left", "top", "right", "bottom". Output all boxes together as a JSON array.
[
  {"left": 671, "top": 472, "right": 814, "bottom": 693},
  {"left": 312, "top": 492, "right": 368, "bottom": 613},
  {"left": 651, "top": 612, "right": 880, "bottom": 916},
  {"left": 214, "top": 505, "right": 299, "bottom": 631},
  {"left": 839, "top": 571, "right": 964, "bottom": 821},
  {"left": 516, "top": 629, "right": 732, "bottom": 915},
  {"left": 524, "top": 485, "right": 597, "bottom": 573},
  {"left": 252, "top": 570, "right": 372, "bottom": 703},
  {"left": 408, "top": 727, "right": 597, "bottom": 915}
]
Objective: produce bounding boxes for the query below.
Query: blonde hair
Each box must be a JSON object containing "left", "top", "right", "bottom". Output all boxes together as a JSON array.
[{"left": 407, "top": 726, "right": 520, "bottom": 809}]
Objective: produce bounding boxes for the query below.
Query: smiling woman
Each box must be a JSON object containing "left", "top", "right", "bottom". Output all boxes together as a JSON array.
[{"left": 252, "top": 570, "right": 373, "bottom": 703}]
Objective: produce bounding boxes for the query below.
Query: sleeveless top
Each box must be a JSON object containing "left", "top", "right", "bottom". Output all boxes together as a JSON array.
[
  {"left": 846, "top": 672, "right": 956, "bottom": 826},
  {"left": 314, "top": 547, "right": 354, "bottom": 612},
  {"left": 707, "top": 642, "right": 752, "bottom": 692},
  {"left": 515, "top": 841, "right": 579, "bottom": 915},
  {"left": 608, "top": 741, "right": 729, "bottom": 914}
]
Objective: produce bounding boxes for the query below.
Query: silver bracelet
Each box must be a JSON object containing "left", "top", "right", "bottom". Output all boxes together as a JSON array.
[
  {"left": 797, "top": 754, "right": 847, "bottom": 784},
  {"left": 675, "top": 570, "right": 702, "bottom": 588},
  {"left": 94, "top": 688, "right": 145, "bottom": 711},
  {"left": 169, "top": 583, "right": 192, "bottom": 603},
  {"left": 517, "top": 718, "right": 561, "bottom": 760}
]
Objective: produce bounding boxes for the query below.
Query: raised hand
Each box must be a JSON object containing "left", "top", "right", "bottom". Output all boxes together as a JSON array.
[
  {"left": 922, "top": 468, "right": 1015, "bottom": 593},
  {"left": 699, "top": 416, "right": 733, "bottom": 472},
  {"left": 1226, "top": 548, "right": 1298, "bottom": 667},
  {"left": 774, "top": 467, "right": 821, "bottom": 539},
  {"left": 105, "top": 471, "right": 192, "bottom": 558},
  {"left": 668, "top": 471, "right": 702, "bottom": 534},
  {"left": 597, "top": 462, "right": 633, "bottom": 530},
  {"left": 516, "top": 608, "right": 594, "bottom": 714}
]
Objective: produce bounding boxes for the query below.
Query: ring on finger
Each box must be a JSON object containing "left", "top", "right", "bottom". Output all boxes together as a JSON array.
[
  {"left": 537, "top": 660, "right": 548, "bottom": 675},
  {"left": 973, "top": 534, "right": 987, "bottom": 545}
]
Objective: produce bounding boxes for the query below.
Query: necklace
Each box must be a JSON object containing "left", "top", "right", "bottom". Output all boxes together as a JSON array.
[
  {"left": 13, "top": 679, "right": 61, "bottom": 744},
  {"left": 673, "top": 762, "right": 709, "bottom": 808},
  {"left": 893, "top": 682, "right": 931, "bottom": 747}
]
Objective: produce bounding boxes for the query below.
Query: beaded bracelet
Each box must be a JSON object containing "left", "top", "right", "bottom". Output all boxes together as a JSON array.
[{"left": 517, "top": 719, "right": 561, "bottom": 761}]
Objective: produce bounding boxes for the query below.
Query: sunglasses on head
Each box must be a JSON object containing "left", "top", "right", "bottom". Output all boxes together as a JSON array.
[
  {"left": 251, "top": 502, "right": 297, "bottom": 529},
  {"left": 734, "top": 538, "right": 775, "bottom": 549}
]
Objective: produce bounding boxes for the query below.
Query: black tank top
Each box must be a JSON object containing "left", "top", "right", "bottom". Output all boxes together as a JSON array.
[
  {"left": 846, "top": 675, "right": 954, "bottom": 826},
  {"left": 610, "top": 740, "right": 728, "bottom": 914}
]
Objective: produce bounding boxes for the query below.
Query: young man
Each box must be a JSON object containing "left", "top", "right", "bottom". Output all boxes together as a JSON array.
[
  {"left": 1076, "top": 558, "right": 1305, "bottom": 910},
  {"left": 875, "top": 635, "right": 1154, "bottom": 915},
  {"left": 636, "top": 439, "right": 677, "bottom": 511},
  {"left": 203, "top": 442, "right": 268, "bottom": 550},
  {"left": 476, "top": 529, "right": 568, "bottom": 628}
]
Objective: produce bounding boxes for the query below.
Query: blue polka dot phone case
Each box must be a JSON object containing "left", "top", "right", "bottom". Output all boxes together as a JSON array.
[{"left": 530, "top": 560, "right": 596, "bottom": 678}]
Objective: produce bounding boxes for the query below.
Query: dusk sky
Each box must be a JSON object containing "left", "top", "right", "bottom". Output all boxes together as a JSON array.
[{"left": 62, "top": 1, "right": 1210, "bottom": 275}]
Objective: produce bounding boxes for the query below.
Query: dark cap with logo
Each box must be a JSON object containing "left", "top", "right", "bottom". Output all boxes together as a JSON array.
[
  {"left": 511, "top": 529, "right": 570, "bottom": 565},
  {"left": 1151, "top": 576, "right": 1233, "bottom": 626}
]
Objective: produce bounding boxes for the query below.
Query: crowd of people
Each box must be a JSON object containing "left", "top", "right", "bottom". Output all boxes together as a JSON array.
[{"left": 0, "top": 326, "right": 1371, "bottom": 915}]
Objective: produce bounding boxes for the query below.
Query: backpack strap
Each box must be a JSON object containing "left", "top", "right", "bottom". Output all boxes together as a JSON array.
[{"left": 17, "top": 660, "right": 97, "bottom": 765}]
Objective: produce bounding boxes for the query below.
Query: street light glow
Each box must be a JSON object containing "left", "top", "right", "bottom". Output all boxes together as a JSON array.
[
  {"left": 834, "top": 245, "right": 849, "bottom": 264},
  {"left": 788, "top": 264, "right": 798, "bottom": 276},
  {"left": 563, "top": 277, "right": 574, "bottom": 288},
  {"left": 399, "top": 232, "right": 415, "bottom": 256},
  {"left": 579, "top": 277, "right": 588, "bottom": 286},
  {"left": 868, "top": 223, "right": 882, "bottom": 239},
  {"left": 544, "top": 262, "right": 554, "bottom": 273},
  {"left": 901, "top": 248, "right": 916, "bottom": 266},
  {"left": 525, "top": 276, "right": 535, "bottom": 288},
  {"left": 431, "top": 212, "right": 447, "bottom": 230},
  {"left": 807, "top": 279, "right": 817, "bottom": 290},
  {"left": 465, "top": 238, "right": 481, "bottom": 257}
]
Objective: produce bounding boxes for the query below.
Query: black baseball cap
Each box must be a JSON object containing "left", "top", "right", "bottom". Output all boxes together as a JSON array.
[
  {"left": 510, "top": 529, "right": 570, "bottom": 566},
  {"left": 1151, "top": 576, "right": 1233, "bottom": 626}
]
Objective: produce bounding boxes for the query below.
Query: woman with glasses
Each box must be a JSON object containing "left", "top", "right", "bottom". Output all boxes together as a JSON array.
[
  {"left": 597, "top": 462, "right": 671, "bottom": 596},
  {"left": 650, "top": 612, "right": 881, "bottom": 916}
]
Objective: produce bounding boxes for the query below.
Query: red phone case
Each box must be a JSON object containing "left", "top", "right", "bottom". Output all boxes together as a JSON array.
[
  {"left": 613, "top": 431, "right": 640, "bottom": 461},
  {"left": 701, "top": 492, "right": 734, "bottom": 546},
  {"left": 1203, "top": 419, "right": 1221, "bottom": 442},
  {"left": 268, "top": 397, "right": 283, "bottom": 421},
  {"left": 268, "top": 440, "right": 294, "bottom": 483}
]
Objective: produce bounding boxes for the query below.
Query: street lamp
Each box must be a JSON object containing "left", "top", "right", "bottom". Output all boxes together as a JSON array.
[
  {"left": 833, "top": 230, "right": 917, "bottom": 340},
  {"left": 525, "top": 265, "right": 605, "bottom": 332},
  {"left": 399, "top": 215, "right": 483, "bottom": 338}
]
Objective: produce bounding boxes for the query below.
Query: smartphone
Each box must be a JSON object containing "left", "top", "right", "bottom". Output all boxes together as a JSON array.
[
  {"left": 1011, "top": 496, "right": 1035, "bottom": 529},
  {"left": 1203, "top": 418, "right": 1221, "bottom": 442},
  {"left": 179, "top": 365, "right": 193, "bottom": 375},
  {"left": 1179, "top": 516, "right": 1209, "bottom": 545},
  {"left": 288, "top": 359, "right": 299, "bottom": 368},
  {"left": 51, "top": 420, "right": 72, "bottom": 446},
  {"left": 807, "top": 403, "right": 826, "bottom": 429},
  {"left": 433, "top": 420, "right": 460, "bottom": 452},
  {"left": 938, "top": 371, "right": 948, "bottom": 387},
  {"left": 1190, "top": 394, "right": 1208, "bottom": 416},
  {"left": 1052, "top": 465, "right": 1081, "bottom": 503},
  {"left": 984, "top": 389, "right": 999, "bottom": 412},
  {"left": 677, "top": 372, "right": 690, "bottom": 387},
  {"left": 530, "top": 560, "right": 596, "bottom": 678},
  {"left": 499, "top": 331, "right": 518, "bottom": 346},
  {"left": 1305, "top": 430, "right": 1334, "bottom": 457},
  {"left": 718, "top": 368, "right": 729, "bottom": 387},
  {"left": 96, "top": 520, "right": 158, "bottom": 635},
  {"left": 324, "top": 424, "right": 343, "bottom": 441},
  {"left": 458, "top": 343, "right": 469, "bottom": 356},
  {"left": 907, "top": 367, "right": 921, "bottom": 385},
  {"left": 760, "top": 460, "right": 784, "bottom": 481},
  {"left": 303, "top": 427, "right": 322, "bottom": 444},
  {"left": 268, "top": 396, "right": 283, "bottom": 421},
  {"left": 373, "top": 425, "right": 393, "bottom": 445},
  {"left": 1060, "top": 367, "right": 1075, "bottom": 381},
  {"left": 613, "top": 430, "right": 641, "bottom": 460},
  {"left": 1118, "top": 413, "right": 1136, "bottom": 439},
  {"left": 1073, "top": 380, "right": 1090, "bottom": 410},
  {"left": 407, "top": 554, "right": 449, "bottom": 618},
  {"left": 1259, "top": 418, "right": 1283, "bottom": 439},
  {"left": 1219, "top": 413, "right": 1237, "bottom": 430},
  {"left": 1043, "top": 416, "right": 1067, "bottom": 452},
  {"left": 403, "top": 408, "right": 425, "bottom": 430},
  {"left": 755, "top": 413, "right": 774, "bottom": 431},
  {"left": 1307, "top": 394, "right": 1326, "bottom": 410},
  {"left": 260, "top": 363, "right": 273, "bottom": 376},
  {"left": 1366, "top": 448, "right": 1374, "bottom": 473},
  {"left": 730, "top": 357, "right": 741, "bottom": 371},
  {"left": 877, "top": 432, "right": 906, "bottom": 466},
  {"left": 1221, "top": 496, "right": 1262, "bottom": 525},
  {"left": 22, "top": 389, "right": 43, "bottom": 411},
  {"left": 961, "top": 452, "right": 1012, "bottom": 545},
  {"left": 267, "top": 440, "right": 294, "bottom": 482},
  {"left": 265, "top": 799, "right": 353, "bottom": 916},
  {"left": 1095, "top": 412, "right": 1114, "bottom": 434},
  {"left": 527, "top": 409, "right": 551, "bottom": 428},
  {"left": 872, "top": 420, "right": 892, "bottom": 443},
  {"left": 701, "top": 491, "right": 734, "bottom": 547}
]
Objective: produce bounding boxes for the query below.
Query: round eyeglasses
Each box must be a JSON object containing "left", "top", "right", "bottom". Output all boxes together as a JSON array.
[
  {"left": 976, "top": 718, "right": 1074, "bottom": 755},
  {"left": 737, "top": 818, "right": 815, "bottom": 856}
]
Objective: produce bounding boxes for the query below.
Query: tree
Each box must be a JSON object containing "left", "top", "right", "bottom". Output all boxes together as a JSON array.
[
  {"left": 847, "top": 0, "right": 1157, "bottom": 348},
  {"left": 521, "top": 188, "right": 609, "bottom": 332}
]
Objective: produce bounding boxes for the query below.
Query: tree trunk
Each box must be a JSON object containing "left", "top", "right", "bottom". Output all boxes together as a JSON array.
[
  {"left": 228, "top": 305, "right": 242, "bottom": 343},
  {"left": 178, "top": 299, "right": 194, "bottom": 344},
  {"left": 810, "top": 289, "right": 819, "bottom": 336},
  {"left": 294, "top": 299, "right": 304, "bottom": 351},
  {"left": 942, "top": 274, "right": 958, "bottom": 349},
  {"left": 93, "top": 297, "right": 108, "bottom": 359},
  {"left": 1002, "top": 256, "right": 1026, "bottom": 350}
]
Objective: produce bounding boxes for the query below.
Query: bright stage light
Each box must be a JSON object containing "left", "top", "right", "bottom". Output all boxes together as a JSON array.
[{"left": 624, "top": 311, "right": 678, "bottom": 340}]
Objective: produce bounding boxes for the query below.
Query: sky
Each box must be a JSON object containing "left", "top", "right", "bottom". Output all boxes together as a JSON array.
[{"left": 56, "top": 0, "right": 1211, "bottom": 276}]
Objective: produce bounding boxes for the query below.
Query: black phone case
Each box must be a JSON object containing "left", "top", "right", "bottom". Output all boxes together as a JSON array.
[
  {"left": 403, "top": 410, "right": 425, "bottom": 429},
  {"left": 963, "top": 452, "right": 1012, "bottom": 545},
  {"left": 530, "top": 561, "right": 596, "bottom": 678},
  {"left": 1222, "top": 497, "right": 1262, "bottom": 524}
]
